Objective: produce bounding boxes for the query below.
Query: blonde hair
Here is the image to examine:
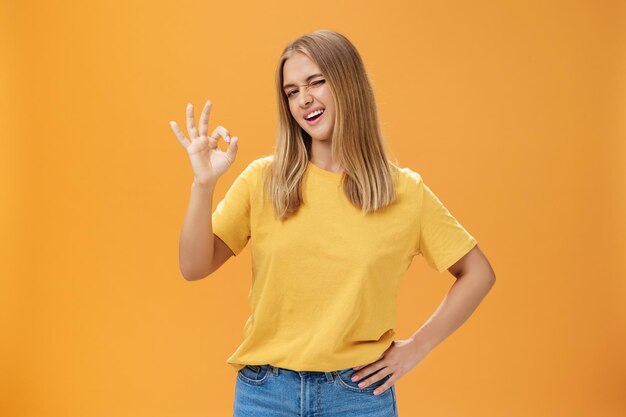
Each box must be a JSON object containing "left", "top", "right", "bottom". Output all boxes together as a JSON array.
[{"left": 264, "top": 29, "right": 399, "bottom": 220}]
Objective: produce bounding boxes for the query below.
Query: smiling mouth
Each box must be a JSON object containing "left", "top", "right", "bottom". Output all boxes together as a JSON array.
[{"left": 305, "top": 108, "right": 325, "bottom": 125}]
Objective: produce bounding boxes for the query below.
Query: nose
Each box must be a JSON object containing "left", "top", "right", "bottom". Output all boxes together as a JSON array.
[{"left": 298, "top": 87, "right": 313, "bottom": 107}]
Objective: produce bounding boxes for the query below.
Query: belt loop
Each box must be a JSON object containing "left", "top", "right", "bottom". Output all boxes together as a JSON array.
[
  {"left": 325, "top": 371, "right": 336, "bottom": 382},
  {"left": 271, "top": 365, "right": 278, "bottom": 375}
]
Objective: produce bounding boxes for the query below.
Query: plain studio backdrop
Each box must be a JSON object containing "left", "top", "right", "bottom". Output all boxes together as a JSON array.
[{"left": 1, "top": 1, "right": 624, "bottom": 416}]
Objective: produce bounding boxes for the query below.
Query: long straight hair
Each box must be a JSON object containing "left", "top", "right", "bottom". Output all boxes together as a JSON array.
[{"left": 264, "top": 29, "right": 399, "bottom": 220}]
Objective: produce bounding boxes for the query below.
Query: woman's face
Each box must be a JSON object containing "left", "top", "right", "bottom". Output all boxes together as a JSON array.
[{"left": 282, "top": 52, "right": 335, "bottom": 141}]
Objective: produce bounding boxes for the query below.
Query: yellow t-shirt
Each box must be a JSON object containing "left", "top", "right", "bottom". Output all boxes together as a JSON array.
[{"left": 212, "top": 155, "right": 477, "bottom": 373}]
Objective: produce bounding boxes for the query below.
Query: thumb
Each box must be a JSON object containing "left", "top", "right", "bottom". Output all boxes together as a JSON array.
[{"left": 225, "top": 136, "right": 238, "bottom": 160}]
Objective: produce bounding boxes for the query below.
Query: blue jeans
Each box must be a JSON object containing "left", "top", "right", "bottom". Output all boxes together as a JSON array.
[{"left": 233, "top": 364, "right": 399, "bottom": 417}]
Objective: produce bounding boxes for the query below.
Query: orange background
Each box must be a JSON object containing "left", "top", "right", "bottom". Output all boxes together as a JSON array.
[{"left": 2, "top": 1, "right": 625, "bottom": 416}]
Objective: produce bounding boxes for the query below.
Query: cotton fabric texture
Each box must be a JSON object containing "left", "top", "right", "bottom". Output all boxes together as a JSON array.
[{"left": 212, "top": 156, "right": 478, "bottom": 373}]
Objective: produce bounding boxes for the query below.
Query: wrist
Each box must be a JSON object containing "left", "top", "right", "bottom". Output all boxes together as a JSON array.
[
  {"left": 192, "top": 179, "right": 216, "bottom": 191},
  {"left": 408, "top": 336, "right": 434, "bottom": 356}
]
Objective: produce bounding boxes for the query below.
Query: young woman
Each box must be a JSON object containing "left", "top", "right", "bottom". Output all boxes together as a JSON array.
[{"left": 170, "top": 30, "right": 496, "bottom": 417}]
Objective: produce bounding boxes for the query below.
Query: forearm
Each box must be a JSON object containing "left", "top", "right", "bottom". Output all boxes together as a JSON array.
[
  {"left": 179, "top": 181, "right": 217, "bottom": 280},
  {"left": 408, "top": 272, "right": 495, "bottom": 355}
]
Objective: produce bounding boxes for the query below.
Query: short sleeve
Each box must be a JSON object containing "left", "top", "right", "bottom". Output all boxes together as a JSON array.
[
  {"left": 418, "top": 181, "right": 477, "bottom": 273},
  {"left": 211, "top": 160, "right": 258, "bottom": 256}
]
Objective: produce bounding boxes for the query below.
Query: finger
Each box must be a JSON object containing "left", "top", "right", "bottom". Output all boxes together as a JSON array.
[
  {"left": 186, "top": 103, "right": 198, "bottom": 140},
  {"left": 207, "top": 136, "right": 218, "bottom": 150},
  {"left": 198, "top": 100, "right": 212, "bottom": 137},
  {"left": 216, "top": 136, "right": 238, "bottom": 166},
  {"left": 373, "top": 380, "right": 393, "bottom": 396},
  {"left": 223, "top": 136, "right": 239, "bottom": 163},
  {"left": 210, "top": 125, "right": 231, "bottom": 144},
  {"left": 169, "top": 121, "right": 191, "bottom": 148},
  {"left": 353, "top": 364, "right": 389, "bottom": 383}
]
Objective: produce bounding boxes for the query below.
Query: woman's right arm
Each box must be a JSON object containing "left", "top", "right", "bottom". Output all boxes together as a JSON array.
[
  {"left": 180, "top": 180, "right": 237, "bottom": 280},
  {"left": 179, "top": 181, "right": 217, "bottom": 280},
  {"left": 169, "top": 100, "right": 239, "bottom": 280}
]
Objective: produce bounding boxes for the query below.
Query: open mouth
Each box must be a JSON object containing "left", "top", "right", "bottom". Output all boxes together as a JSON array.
[{"left": 305, "top": 108, "right": 325, "bottom": 125}]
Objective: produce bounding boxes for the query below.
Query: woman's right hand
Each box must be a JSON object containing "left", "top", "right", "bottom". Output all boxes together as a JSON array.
[{"left": 169, "top": 100, "right": 239, "bottom": 185}]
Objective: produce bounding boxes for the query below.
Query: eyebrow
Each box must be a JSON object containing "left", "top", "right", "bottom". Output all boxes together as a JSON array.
[{"left": 282, "top": 73, "right": 324, "bottom": 90}]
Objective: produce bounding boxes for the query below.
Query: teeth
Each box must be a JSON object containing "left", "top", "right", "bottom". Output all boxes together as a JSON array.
[{"left": 305, "top": 109, "right": 324, "bottom": 120}]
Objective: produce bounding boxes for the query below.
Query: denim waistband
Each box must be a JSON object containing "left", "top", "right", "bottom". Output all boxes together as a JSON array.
[{"left": 253, "top": 364, "right": 350, "bottom": 381}]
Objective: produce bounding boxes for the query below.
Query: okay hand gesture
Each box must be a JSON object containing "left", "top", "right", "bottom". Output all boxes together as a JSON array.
[{"left": 169, "top": 100, "right": 239, "bottom": 185}]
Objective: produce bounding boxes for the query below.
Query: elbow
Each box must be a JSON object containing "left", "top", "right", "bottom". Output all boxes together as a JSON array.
[
  {"left": 180, "top": 265, "right": 211, "bottom": 281},
  {"left": 180, "top": 268, "right": 198, "bottom": 281},
  {"left": 482, "top": 269, "right": 496, "bottom": 289},
  {"left": 179, "top": 253, "right": 213, "bottom": 281},
  {"left": 181, "top": 271, "right": 198, "bottom": 281}
]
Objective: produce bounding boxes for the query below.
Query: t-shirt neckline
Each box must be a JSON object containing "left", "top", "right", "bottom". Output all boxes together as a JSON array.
[{"left": 307, "top": 161, "right": 343, "bottom": 179}]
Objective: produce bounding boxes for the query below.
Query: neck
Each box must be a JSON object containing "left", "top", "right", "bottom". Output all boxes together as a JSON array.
[{"left": 310, "top": 138, "right": 342, "bottom": 172}]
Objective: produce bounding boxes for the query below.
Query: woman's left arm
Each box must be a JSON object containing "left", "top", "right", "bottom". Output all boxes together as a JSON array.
[
  {"left": 407, "top": 243, "right": 496, "bottom": 355},
  {"left": 352, "top": 244, "right": 496, "bottom": 395}
]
